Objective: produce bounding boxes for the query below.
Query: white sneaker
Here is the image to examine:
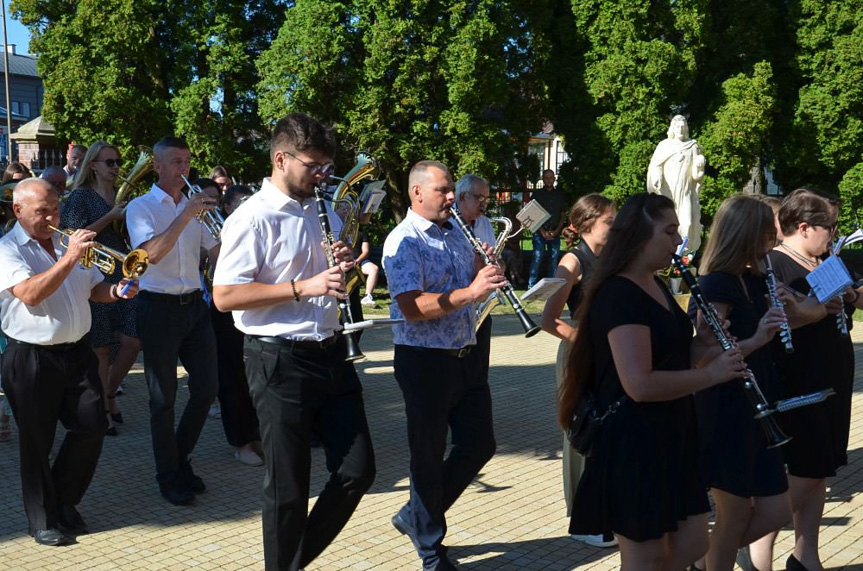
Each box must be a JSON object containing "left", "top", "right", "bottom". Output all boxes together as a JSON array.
[
  {"left": 208, "top": 403, "right": 221, "bottom": 419},
  {"left": 570, "top": 533, "right": 618, "bottom": 548},
  {"left": 360, "top": 295, "right": 375, "bottom": 307},
  {"left": 235, "top": 447, "right": 264, "bottom": 466}
]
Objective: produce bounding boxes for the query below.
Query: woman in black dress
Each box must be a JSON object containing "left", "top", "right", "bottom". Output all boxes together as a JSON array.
[
  {"left": 558, "top": 193, "right": 747, "bottom": 570},
  {"left": 61, "top": 141, "right": 140, "bottom": 435},
  {"left": 751, "top": 189, "right": 853, "bottom": 571},
  {"left": 690, "top": 195, "right": 791, "bottom": 570},
  {"left": 541, "top": 193, "right": 616, "bottom": 548}
]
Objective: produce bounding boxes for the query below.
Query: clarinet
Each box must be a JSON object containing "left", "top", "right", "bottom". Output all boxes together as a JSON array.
[
  {"left": 313, "top": 185, "right": 365, "bottom": 362},
  {"left": 764, "top": 256, "right": 793, "bottom": 352},
  {"left": 450, "top": 206, "right": 541, "bottom": 338},
  {"left": 671, "top": 255, "right": 791, "bottom": 448},
  {"left": 836, "top": 297, "right": 849, "bottom": 337}
]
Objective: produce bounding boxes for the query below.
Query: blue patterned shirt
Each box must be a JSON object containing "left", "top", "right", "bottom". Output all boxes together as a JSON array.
[{"left": 383, "top": 208, "right": 477, "bottom": 348}]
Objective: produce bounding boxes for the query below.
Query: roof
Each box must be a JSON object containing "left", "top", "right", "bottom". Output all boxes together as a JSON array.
[
  {"left": 0, "top": 52, "right": 40, "bottom": 78},
  {"left": 10, "top": 115, "right": 55, "bottom": 141}
]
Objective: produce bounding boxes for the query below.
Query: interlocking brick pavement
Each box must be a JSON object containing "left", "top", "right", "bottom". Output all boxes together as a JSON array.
[{"left": 0, "top": 315, "right": 861, "bottom": 570}]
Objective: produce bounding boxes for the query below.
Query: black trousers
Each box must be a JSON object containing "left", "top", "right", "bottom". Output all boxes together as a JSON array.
[
  {"left": 137, "top": 294, "right": 218, "bottom": 485},
  {"left": 1, "top": 338, "right": 106, "bottom": 533},
  {"left": 244, "top": 335, "right": 376, "bottom": 571},
  {"left": 211, "top": 304, "right": 260, "bottom": 447},
  {"left": 393, "top": 344, "right": 496, "bottom": 568}
]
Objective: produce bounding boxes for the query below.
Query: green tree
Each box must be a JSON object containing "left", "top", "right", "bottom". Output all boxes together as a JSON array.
[{"left": 257, "top": 0, "right": 551, "bottom": 220}]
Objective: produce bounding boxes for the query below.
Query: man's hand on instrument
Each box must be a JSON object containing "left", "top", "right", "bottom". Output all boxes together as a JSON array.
[
  {"left": 301, "top": 266, "right": 347, "bottom": 300},
  {"left": 331, "top": 240, "right": 355, "bottom": 272},
  {"left": 182, "top": 192, "right": 218, "bottom": 220},
  {"left": 62, "top": 229, "right": 97, "bottom": 261},
  {"left": 116, "top": 278, "right": 138, "bottom": 299},
  {"left": 469, "top": 264, "right": 506, "bottom": 302}
]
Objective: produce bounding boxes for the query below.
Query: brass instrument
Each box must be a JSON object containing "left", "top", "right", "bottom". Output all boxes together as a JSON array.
[
  {"left": 48, "top": 225, "right": 149, "bottom": 279},
  {"left": 475, "top": 217, "right": 515, "bottom": 331},
  {"left": 112, "top": 146, "right": 154, "bottom": 236},
  {"left": 451, "top": 206, "right": 541, "bottom": 337},
  {"left": 313, "top": 184, "right": 364, "bottom": 362},
  {"left": 329, "top": 153, "right": 380, "bottom": 294},
  {"left": 181, "top": 174, "right": 224, "bottom": 241}
]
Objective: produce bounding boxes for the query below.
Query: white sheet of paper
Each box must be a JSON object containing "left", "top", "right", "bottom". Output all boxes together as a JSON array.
[
  {"left": 806, "top": 255, "right": 852, "bottom": 303},
  {"left": 521, "top": 277, "right": 567, "bottom": 303}
]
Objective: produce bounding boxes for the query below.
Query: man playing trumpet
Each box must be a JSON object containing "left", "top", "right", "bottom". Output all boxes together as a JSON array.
[{"left": 0, "top": 178, "right": 138, "bottom": 546}]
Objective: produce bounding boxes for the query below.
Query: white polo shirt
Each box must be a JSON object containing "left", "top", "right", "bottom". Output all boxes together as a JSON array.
[
  {"left": 212, "top": 178, "right": 344, "bottom": 341},
  {"left": 0, "top": 222, "right": 104, "bottom": 344},
  {"left": 126, "top": 184, "right": 218, "bottom": 294}
]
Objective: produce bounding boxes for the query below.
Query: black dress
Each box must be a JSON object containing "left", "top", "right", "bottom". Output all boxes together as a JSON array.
[
  {"left": 767, "top": 250, "right": 851, "bottom": 478},
  {"left": 690, "top": 271, "right": 787, "bottom": 497},
  {"left": 565, "top": 241, "right": 598, "bottom": 319},
  {"left": 60, "top": 188, "right": 138, "bottom": 346},
  {"left": 570, "top": 275, "right": 709, "bottom": 542}
]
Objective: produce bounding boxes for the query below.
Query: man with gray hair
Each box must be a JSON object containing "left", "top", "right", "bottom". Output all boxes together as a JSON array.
[
  {"left": 40, "top": 165, "right": 68, "bottom": 196},
  {"left": 0, "top": 178, "right": 138, "bottom": 546}
]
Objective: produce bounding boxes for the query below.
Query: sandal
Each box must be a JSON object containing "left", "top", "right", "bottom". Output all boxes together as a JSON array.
[{"left": 106, "top": 394, "right": 123, "bottom": 425}]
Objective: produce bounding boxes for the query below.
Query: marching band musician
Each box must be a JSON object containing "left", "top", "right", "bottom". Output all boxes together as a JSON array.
[
  {"left": 62, "top": 141, "right": 140, "bottom": 437},
  {"left": 454, "top": 174, "right": 496, "bottom": 381},
  {"left": 383, "top": 160, "right": 505, "bottom": 570},
  {"left": 0, "top": 178, "right": 138, "bottom": 546},
  {"left": 212, "top": 113, "right": 375, "bottom": 571},
  {"left": 557, "top": 193, "right": 747, "bottom": 570},
  {"left": 126, "top": 137, "right": 220, "bottom": 506}
]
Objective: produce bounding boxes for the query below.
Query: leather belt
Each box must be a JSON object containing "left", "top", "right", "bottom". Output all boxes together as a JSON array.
[
  {"left": 139, "top": 290, "right": 203, "bottom": 305},
  {"left": 250, "top": 334, "right": 339, "bottom": 351},
  {"left": 6, "top": 337, "right": 85, "bottom": 351},
  {"left": 399, "top": 344, "right": 474, "bottom": 358}
]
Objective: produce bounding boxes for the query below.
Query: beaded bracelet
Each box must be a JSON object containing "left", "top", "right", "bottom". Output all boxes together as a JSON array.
[{"left": 290, "top": 279, "right": 300, "bottom": 302}]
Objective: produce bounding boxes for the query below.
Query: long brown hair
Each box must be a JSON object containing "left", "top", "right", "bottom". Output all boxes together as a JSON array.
[
  {"left": 700, "top": 195, "right": 776, "bottom": 276},
  {"left": 562, "top": 193, "right": 615, "bottom": 249},
  {"left": 72, "top": 141, "right": 120, "bottom": 190},
  {"left": 558, "top": 193, "right": 676, "bottom": 429}
]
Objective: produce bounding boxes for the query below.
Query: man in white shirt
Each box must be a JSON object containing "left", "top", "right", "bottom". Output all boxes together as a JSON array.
[
  {"left": 63, "top": 144, "right": 86, "bottom": 179},
  {"left": 0, "top": 178, "right": 137, "bottom": 546},
  {"left": 213, "top": 113, "right": 375, "bottom": 571},
  {"left": 126, "top": 137, "right": 220, "bottom": 506}
]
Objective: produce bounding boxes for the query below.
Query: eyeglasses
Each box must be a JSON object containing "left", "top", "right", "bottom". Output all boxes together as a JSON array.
[
  {"left": 814, "top": 222, "right": 838, "bottom": 234},
  {"left": 469, "top": 192, "right": 489, "bottom": 203},
  {"left": 284, "top": 150, "right": 334, "bottom": 176},
  {"left": 96, "top": 159, "right": 123, "bottom": 168}
]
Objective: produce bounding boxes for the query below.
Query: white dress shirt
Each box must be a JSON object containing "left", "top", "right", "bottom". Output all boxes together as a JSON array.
[
  {"left": 212, "top": 178, "right": 344, "bottom": 340},
  {"left": 0, "top": 222, "right": 104, "bottom": 344},
  {"left": 472, "top": 214, "right": 496, "bottom": 251},
  {"left": 126, "top": 184, "right": 218, "bottom": 294}
]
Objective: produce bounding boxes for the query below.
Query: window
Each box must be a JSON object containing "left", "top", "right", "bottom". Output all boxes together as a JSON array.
[
  {"left": 22, "top": 102, "right": 30, "bottom": 117},
  {"left": 10, "top": 101, "right": 18, "bottom": 115}
]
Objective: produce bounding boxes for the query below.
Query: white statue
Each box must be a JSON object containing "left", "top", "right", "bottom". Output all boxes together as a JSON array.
[{"left": 647, "top": 115, "right": 706, "bottom": 251}]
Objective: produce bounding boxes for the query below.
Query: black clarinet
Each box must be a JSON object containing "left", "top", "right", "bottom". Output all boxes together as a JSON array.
[
  {"left": 764, "top": 256, "right": 793, "bottom": 352},
  {"left": 450, "top": 206, "right": 541, "bottom": 338},
  {"left": 313, "top": 185, "right": 364, "bottom": 362},
  {"left": 672, "top": 255, "right": 791, "bottom": 448}
]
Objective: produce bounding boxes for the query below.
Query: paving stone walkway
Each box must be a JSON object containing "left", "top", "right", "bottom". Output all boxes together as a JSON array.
[{"left": 1, "top": 315, "right": 860, "bottom": 570}]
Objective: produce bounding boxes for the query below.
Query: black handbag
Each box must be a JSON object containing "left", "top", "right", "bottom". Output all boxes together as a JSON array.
[{"left": 566, "top": 389, "right": 627, "bottom": 458}]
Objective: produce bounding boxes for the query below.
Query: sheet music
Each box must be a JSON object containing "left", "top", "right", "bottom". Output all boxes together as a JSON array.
[
  {"left": 520, "top": 277, "right": 567, "bottom": 303},
  {"left": 806, "top": 255, "right": 852, "bottom": 303},
  {"left": 516, "top": 201, "right": 551, "bottom": 234}
]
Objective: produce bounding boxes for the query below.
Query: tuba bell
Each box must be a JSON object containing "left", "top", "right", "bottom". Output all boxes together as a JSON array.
[
  {"left": 48, "top": 225, "right": 149, "bottom": 279},
  {"left": 330, "top": 153, "right": 380, "bottom": 294},
  {"left": 112, "top": 146, "right": 154, "bottom": 236}
]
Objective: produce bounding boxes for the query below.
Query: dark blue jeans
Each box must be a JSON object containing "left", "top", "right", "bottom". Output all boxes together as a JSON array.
[
  {"left": 393, "top": 344, "right": 496, "bottom": 569},
  {"left": 529, "top": 233, "right": 560, "bottom": 288}
]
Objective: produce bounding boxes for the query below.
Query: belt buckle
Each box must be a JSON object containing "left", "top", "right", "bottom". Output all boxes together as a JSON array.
[{"left": 456, "top": 347, "right": 470, "bottom": 358}]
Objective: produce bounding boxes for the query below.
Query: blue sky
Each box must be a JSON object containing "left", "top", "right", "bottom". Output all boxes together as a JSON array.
[{"left": 5, "top": 15, "right": 30, "bottom": 55}]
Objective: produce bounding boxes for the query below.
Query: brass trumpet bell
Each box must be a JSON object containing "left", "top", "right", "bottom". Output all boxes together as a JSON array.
[{"left": 49, "top": 225, "right": 149, "bottom": 278}]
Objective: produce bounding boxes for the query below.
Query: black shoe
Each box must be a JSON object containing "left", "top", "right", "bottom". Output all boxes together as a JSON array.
[
  {"left": 32, "top": 528, "right": 70, "bottom": 546},
  {"left": 786, "top": 554, "right": 810, "bottom": 571},
  {"left": 391, "top": 511, "right": 421, "bottom": 551},
  {"left": 177, "top": 461, "right": 206, "bottom": 494},
  {"left": 160, "top": 482, "right": 195, "bottom": 506},
  {"left": 737, "top": 545, "right": 761, "bottom": 571},
  {"left": 110, "top": 411, "right": 124, "bottom": 425},
  {"left": 56, "top": 504, "right": 88, "bottom": 535}
]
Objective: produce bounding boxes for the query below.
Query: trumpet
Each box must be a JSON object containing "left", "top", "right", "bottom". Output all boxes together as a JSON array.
[
  {"left": 450, "top": 206, "right": 541, "bottom": 338},
  {"left": 764, "top": 256, "right": 793, "bottom": 352},
  {"left": 48, "top": 225, "right": 149, "bottom": 279},
  {"left": 313, "top": 183, "right": 364, "bottom": 362},
  {"left": 181, "top": 174, "right": 224, "bottom": 241}
]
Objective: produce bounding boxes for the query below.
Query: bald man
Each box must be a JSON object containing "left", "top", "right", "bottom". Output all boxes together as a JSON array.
[
  {"left": 382, "top": 161, "right": 504, "bottom": 570},
  {"left": 40, "top": 165, "right": 68, "bottom": 196},
  {"left": 0, "top": 178, "right": 138, "bottom": 546}
]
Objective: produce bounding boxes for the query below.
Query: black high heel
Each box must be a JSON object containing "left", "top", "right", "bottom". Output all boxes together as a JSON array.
[{"left": 786, "top": 554, "right": 809, "bottom": 571}]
